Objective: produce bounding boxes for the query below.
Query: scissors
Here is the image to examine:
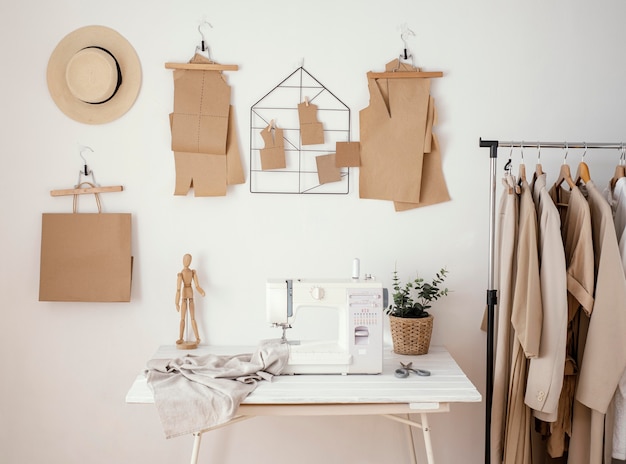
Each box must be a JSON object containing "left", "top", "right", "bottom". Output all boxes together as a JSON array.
[{"left": 394, "top": 361, "right": 431, "bottom": 378}]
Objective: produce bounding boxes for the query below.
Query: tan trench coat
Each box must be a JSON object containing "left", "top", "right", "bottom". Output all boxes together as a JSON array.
[{"left": 568, "top": 181, "right": 626, "bottom": 464}]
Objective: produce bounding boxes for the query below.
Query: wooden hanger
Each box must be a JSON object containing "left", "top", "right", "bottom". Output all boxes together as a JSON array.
[
  {"left": 518, "top": 163, "right": 527, "bottom": 184},
  {"left": 611, "top": 145, "right": 626, "bottom": 190},
  {"left": 554, "top": 144, "right": 575, "bottom": 189},
  {"left": 50, "top": 147, "right": 124, "bottom": 196},
  {"left": 555, "top": 163, "right": 576, "bottom": 189},
  {"left": 611, "top": 164, "right": 626, "bottom": 190},
  {"left": 50, "top": 185, "right": 123, "bottom": 196},
  {"left": 367, "top": 70, "right": 443, "bottom": 79},
  {"left": 535, "top": 145, "right": 544, "bottom": 177},
  {"left": 165, "top": 62, "right": 238, "bottom": 71},
  {"left": 166, "top": 22, "right": 239, "bottom": 72},
  {"left": 574, "top": 161, "right": 591, "bottom": 185},
  {"left": 573, "top": 144, "right": 591, "bottom": 185}
]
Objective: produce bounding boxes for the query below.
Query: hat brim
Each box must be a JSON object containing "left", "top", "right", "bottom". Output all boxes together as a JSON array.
[{"left": 47, "top": 25, "right": 142, "bottom": 124}]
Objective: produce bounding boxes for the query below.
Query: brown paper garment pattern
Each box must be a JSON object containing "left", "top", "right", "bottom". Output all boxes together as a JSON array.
[
  {"left": 298, "top": 101, "right": 324, "bottom": 145},
  {"left": 171, "top": 71, "right": 230, "bottom": 154},
  {"left": 394, "top": 97, "right": 450, "bottom": 211},
  {"left": 335, "top": 141, "right": 361, "bottom": 167},
  {"left": 394, "top": 134, "right": 451, "bottom": 211},
  {"left": 359, "top": 66, "right": 430, "bottom": 204},
  {"left": 259, "top": 124, "right": 286, "bottom": 170},
  {"left": 316, "top": 153, "right": 342, "bottom": 184},
  {"left": 173, "top": 105, "right": 244, "bottom": 196}
]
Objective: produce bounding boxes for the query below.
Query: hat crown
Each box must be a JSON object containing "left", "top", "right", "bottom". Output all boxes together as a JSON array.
[{"left": 65, "top": 47, "right": 119, "bottom": 104}]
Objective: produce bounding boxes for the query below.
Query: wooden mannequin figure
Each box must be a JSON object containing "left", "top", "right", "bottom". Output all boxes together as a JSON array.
[{"left": 175, "top": 254, "right": 205, "bottom": 349}]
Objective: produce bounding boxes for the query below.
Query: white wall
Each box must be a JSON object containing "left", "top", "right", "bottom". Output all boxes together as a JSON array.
[{"left": 2, "top": 1, "right": 625, "bottom": 463}]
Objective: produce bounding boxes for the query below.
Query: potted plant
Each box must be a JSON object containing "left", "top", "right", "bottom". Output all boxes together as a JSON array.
[{"left": 386, "top": 268, "right": 450, "bottom": 355}]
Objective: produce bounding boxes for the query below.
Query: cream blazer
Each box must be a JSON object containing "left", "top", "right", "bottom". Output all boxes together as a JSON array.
[{"left": 525, "top": 174, "right": 567, "bottom": 421}]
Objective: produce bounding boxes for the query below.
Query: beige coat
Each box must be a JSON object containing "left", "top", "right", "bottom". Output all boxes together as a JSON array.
[
  {"left": 546, "top": 184, "right": 594, "bottom": 458},
  {"left": 525, "top": 173, "right": 567, "bottom": 422},
  {"left": 568, "top": 181, "right": 626, "bottom": 464},
  {"left": 503, "top": 178, "right": 542, "bottom": 464},
  {"left": 491, "top": 174, "right": 519, "bottom": 464}
]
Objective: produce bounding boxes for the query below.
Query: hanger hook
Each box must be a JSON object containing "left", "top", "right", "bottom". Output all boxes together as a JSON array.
[
  {"left": 537, "top": 143, "right": 541, "bottom": 162},
  {"left": 399, "top": 24, "right": 416, "bottom": 65},
  {"left": 78, "top": 145, "right": 94, "bottom": 175},
  {"left": 563, "top": 142, "right": 569, "bottom": 164},
  {"left": 504, "top": 145, "right": 513, "bottom": 172},
  {"left": 198, "top": 20, "right": 213, "bottom": 52},
  {"left": 583, "top": 142, "right": 588, "bottom": 160},
  {"left": 520, "top": 142, "right": 525, "bottom": 162}
]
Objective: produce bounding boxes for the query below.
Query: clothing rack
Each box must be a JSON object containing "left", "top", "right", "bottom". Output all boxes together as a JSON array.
[{"left": 478, "top": 138, "right": 624, "bottom": 464}]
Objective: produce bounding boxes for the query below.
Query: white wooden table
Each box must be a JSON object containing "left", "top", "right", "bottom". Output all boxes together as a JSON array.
[{"left": 126, "top": 345, "right": 481, "bottom": 464}]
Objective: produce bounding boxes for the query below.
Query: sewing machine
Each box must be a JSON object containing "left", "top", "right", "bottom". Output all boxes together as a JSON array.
[{"left": 266, "top": 278, "right": 385, "bottom": 374}]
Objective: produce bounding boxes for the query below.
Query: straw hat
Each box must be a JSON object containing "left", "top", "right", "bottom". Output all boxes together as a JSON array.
[{"left": 47, "top": 25, "right": 142, "bottom": 124}]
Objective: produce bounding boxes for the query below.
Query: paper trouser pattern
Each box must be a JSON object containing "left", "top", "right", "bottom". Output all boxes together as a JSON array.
[{"left": 169, "top": 54, "right": 244, "bottom": 196}]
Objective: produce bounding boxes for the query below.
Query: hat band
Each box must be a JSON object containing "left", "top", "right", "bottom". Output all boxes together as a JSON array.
[{"left": 81, "top": 46, "right": 123, "bottom": 104}]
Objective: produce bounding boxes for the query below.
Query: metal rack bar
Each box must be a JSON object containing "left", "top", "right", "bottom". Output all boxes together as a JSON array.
[{"left": 493, "top": 141, "right": 624, "bottom": 149}]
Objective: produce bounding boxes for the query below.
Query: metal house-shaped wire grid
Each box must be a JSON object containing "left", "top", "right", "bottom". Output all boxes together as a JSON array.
[{"left": 249, "top": 67, "right": 351, "bottom": 194}]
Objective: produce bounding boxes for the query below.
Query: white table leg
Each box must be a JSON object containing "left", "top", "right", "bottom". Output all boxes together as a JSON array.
[
  {"left": 190, "top": 432, "right": 202, "bottom": 464},
  {"left": 421, "top": 413, "right": 435, "bottom": 464},
  {"left": 405, "top": 414, "right": 418, "bottom": 464}
]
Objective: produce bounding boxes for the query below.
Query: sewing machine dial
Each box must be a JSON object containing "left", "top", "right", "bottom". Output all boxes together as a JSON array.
[{"left": 309, "top": 286, "right": 325, "bottom": 300}]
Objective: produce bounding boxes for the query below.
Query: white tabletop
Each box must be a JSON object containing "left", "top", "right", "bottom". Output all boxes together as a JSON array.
[{"left": 126, "top": 345, "right": 481, "bottom": 409}]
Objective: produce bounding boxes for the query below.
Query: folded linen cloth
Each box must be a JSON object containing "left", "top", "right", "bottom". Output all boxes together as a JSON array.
[{"left": 146, "top": 339, "right": 289, "bottom": 438}]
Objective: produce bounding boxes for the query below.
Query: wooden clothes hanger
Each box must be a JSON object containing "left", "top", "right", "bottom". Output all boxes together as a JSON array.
[
  {"left": 555, "top": 144, "right": 576, "bottom": 189},
  {"left": 368, "top": 28, "right": 443, "bottom": 80},
  {"left": 574, "top": 144, "right": 591, "bottom": 185},
  {"left": 165, "top": 21, "right": 239, "bottom": 72},
  {"left": 611, "top": 145, "right": 626, "bottom": 190},
  {"left": 49, "top": 146, "right": 123, "bottom": 197}
]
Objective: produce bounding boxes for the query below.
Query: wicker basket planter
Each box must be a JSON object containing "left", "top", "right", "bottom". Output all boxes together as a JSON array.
[{"left": 389, "top": 314, "right": 434, "bottom": 355}]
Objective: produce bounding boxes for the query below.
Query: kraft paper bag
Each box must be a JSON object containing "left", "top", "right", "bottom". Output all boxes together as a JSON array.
[
  {"left": 359, "top": 60, "right": 431, "bottom": 203},
  {"left": 171, "top": 55, "right": 231, "bottom": 155},
  {"left": 39, "top": 191, "right": 132, "bottom": 302}
]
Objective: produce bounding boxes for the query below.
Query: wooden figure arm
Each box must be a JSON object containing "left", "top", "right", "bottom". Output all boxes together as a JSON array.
[
  {"left": 192, "top": 270, "right": 206, "bottom": 297},
  {"left": 175, "top": 273, "right": 183, "bottom": 310}
]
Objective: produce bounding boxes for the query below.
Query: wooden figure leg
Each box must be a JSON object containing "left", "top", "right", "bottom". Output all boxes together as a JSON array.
[
  {"left": 189, "top": 299, "right": 200, "bottom": 343},
  {"left": 178, "top": 301, "right": 188, "bottom": 343}
]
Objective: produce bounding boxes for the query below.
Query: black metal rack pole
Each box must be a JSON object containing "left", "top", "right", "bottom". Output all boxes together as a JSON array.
[{"left": 480, "top": 138, "right": 499, "bottom": 464}]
